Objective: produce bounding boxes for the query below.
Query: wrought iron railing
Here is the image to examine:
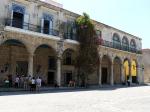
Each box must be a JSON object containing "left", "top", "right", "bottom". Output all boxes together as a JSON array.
[
  {"left": 64, "top": 32, "right": 77, "bottom": 40},
  {"left": 4, "top": 19, "right": 142, "bottom": 54},
  {"left": 5, "top": 19, "right": 59, "bottom": 36},
  {"left": 98, "top": 39, "right": 142, "bottom": 54}
]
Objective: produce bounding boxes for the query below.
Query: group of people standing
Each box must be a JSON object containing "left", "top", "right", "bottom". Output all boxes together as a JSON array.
[{"left": 4, "top": 75, "right": 42, "bottom": 91}]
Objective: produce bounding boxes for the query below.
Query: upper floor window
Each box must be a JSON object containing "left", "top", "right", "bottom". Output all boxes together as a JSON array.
[
  {"left": 11, "top": 4, "right": 26, "bottom": 29},
  {"left": 130, "top": 39, "right": 136, "bottom": 52},
  {"left": 96, "top": 30, "right": 103, "bottom": 45},
  {"left": 64, "top": 21, "right": 76, "bottom": 40},
  {"left": 113, "top": 33, "right": 121, "bottom": 49},
  {"left": 63, "top": 49, "right": 74, "bottom": 65},
  {"left": 12, "top": 4, "right": 25, "bottom": 14},
  {"left": 41, "top": 13, "right": 53, "bottom": 35},
  {"left": 122, "top": 36, "right": 129, "bottom": 51},
  {"left": 96, "top": 30, "right": 102, "bottom": 38}
]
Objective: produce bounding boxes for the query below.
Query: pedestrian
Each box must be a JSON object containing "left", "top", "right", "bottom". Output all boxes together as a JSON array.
[
  {"left": 15, "top": 76, "right": 19, "bottom": 88},
  {"left": 54, "top": 80, "right": 59, "bottom": 88},
  {"left": 23, "top": 76, "right": 28, "bottom": 90},
  {"left": 127, "top": 78, "right": 131, "bottom": 87},
  {"left": 4, "top": 78, "right": 9, "bottom": 88},
  {"left": 31, "top": 77, "right": 36, "bottom": 91},
  {"left": 28, "top": 75, "right": 32, "bottom": 91},
  {"left": 36, "top": 77, "right": 42, "bottom": 92}
]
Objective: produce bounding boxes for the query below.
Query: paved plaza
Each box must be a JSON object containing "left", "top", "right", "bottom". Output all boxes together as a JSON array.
[{"left": 0, "top": 86, "right": 150, "bottom": 112}]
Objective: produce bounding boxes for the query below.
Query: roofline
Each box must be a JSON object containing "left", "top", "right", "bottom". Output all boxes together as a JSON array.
[{"left": 92, "top": 20, "right": 142, "bottom": 40}]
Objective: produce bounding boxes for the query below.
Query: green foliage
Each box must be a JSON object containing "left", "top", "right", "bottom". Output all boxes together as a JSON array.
[{"left": 76, "top": 13, "right": 99, "bottom": 78}]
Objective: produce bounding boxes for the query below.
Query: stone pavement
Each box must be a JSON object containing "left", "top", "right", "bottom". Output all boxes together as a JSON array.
[
  {"left": 0, "top": 84, "right": 144, "bottom": 92},
  {"left": 0, "top": 85, "right": 150, "bottom": 112}
]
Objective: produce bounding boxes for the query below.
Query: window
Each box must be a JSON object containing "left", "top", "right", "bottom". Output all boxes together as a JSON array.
[
  {"left": 96, "top": 30, "right": 102, "bottom": 38},
  {"left": 63, "top": 50, "right": 73, "bottom": 65},
  {"left": 122, "top": 36, "right": 129, "bottom": 51},
  {"left": 64, "top": 21, "right": 76, "bottom": 40},
  {"left": 11, "top": 4, "right": 25, "bottom": 28},
  {"left": 66, "top": 52, "right": 72, "bottom": 65},
  {"left": 130, "top": 39, "right": 136, "bottom": 52},
  {"left": 113, "top": 33, "right": 121, "bottom": 49},
  {"left": 96, "top": 30, "right": 103, "bottom": 45},
  {"left": 41, "top": 13, "right": 53, "bottom": 35}
]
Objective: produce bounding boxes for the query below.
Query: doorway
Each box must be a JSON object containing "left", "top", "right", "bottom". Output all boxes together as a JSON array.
[
  {"left": 102, "top": 67, "right": 108, "bottom": 84},
  {"left": 47, "top": 71, "right": 55, "bottom": 85},
  {"left": 65, "top": 72, "right": 72, "bottom": 85},
  {"left": 12, "top": 12, "right": 24, "bottom": 28},
  {"left": 132, "top": 76, "right": 137, "bottom": 83}
]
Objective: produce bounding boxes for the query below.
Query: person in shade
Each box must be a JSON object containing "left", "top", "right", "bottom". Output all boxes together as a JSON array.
[{"left": 36, "top": 77, "right": 42, "bottom": 92}]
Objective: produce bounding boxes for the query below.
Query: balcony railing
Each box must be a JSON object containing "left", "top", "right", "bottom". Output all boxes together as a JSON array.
[
  {"left": 64, "top": 33, "right": 77, "bottom": 40},
  {"left": 98, "top": 39, "right": 142, "bottom": 54},
  {"left": 5, "top": 19, "right": 59, "bottom": 36},
  {"left": 4, "top": 19, "right": 142, "bottom": 54}
]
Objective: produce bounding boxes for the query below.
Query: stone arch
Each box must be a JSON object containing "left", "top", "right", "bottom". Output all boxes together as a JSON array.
[
  {"left": 34, "top": 43, "right": 57, "bottom": 55},
  {"left": 131, "top": 59, "right": 138, "bottom": 83},
  {"left": 63, "top": 46, "right": 77, "bottom": 53},
  {"left": 34, "top": 44, "right": 56, "bottom": 55},
  {"left": 130, "top": 39, "right": 136, "bottom": 52},
  {"left": 101, "top": 55, "right": 111, "bottom": 84},
  {"left": 1, "top": 39, "right": 29, "bottom": 54},
  {"left": 113, "top": 33, "right": 121, "bottom": 42},
  {"left": 113, "top": 33, "right": 121, "bottom": 49},
  {"left": 0, "top": 39, "right": 29, "bottom": 84},
  {"left": 113, "top": 56, "right": 122, "bottom": 84},
  {"left": 33, "top": 44, "right": 57, "bottom": 86},
  {"left": 122, "top": 36, "right": 129, "bottom": 51},
  {"left": 123, "top": 58, "right": 130, "bottom": 82}
]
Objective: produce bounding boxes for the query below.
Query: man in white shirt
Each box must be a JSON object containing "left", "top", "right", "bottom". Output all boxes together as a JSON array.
[
  {"left": 15, "top": 76, "right": 19, "bottom": 88},
  {"left": 36, "top": 77, "right": 42, "bottom": 92},
  {"left": 31, "top": 77, "right": 36, "bottom": 91}
]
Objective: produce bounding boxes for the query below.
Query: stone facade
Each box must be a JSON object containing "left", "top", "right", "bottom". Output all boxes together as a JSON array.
[
  {"left": 142, "top": 49, "right": 150, "bottom": 83},
  {"left": 0, "top": 0, "right": 143, "bottom": 86}
]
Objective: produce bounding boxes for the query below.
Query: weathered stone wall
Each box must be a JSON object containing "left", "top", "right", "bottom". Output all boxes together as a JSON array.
[{"left": 142, "top": 49, "right": 150, "bottom": 83}]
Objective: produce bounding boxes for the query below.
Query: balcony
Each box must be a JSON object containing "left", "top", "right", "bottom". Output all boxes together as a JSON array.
[
  {"left": 97, "top": 39, "right": 142, "bottom": 54},
  {"left": 64, "top": 33, "right": 77, "bottom": 40},
  {"left": 4, "top": 19, "right": 59, "bottom": 37}
]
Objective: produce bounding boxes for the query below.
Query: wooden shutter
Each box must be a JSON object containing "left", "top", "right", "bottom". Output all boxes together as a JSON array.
[
  {"left": 23, "top": 14, "right": 30, "bottom": 30},
  {"left": 41, "top": 18, "right": 44, "bottom": 33}
]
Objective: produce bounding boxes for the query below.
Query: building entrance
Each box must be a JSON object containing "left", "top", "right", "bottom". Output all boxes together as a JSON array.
[
  {"left": 47, "top": 71, "right": 55, "bottom": 85},
  {"left": 132, "top": 76, "right": 137, "bottom": 83},
  {"left": 102, "top": 67, "right": 108, "bottom": 84},
  {"left": 65, "top": 72, "right": 72, "bottom": 85}
]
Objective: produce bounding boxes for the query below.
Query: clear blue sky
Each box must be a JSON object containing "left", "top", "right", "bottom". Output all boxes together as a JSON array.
[{"left": 55, "top": 0, "right": 150, "bottom": 49}]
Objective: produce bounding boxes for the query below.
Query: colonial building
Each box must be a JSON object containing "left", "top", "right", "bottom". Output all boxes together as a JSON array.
[
  {"left": 142, "top": 49, "right": 150, "bottom": 83},
  {"left": 0, "top": 0, "right": 143, "bottom": 87}
]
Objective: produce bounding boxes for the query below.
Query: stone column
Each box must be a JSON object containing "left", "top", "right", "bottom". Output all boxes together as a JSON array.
[
  {"left": 129, "top": 62, "right": 132, "bottom": 83},
  {"left": 110, "top": 61, "right": 114, "bottom": 86},
  {"left": 56, "top": 57, "right": 61, "bottom": 87},
  {"left": 28, "top": 53, "right": 34, "bottom": 77},
  {"left": 136, "top": 64, "right": 140, "bottom": 84},
  {"left": 121, "top": 63, "right": 124, "bottom": 83},
  {"left": 98, "top": 61, "right": 102, "bottom": 86}
]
